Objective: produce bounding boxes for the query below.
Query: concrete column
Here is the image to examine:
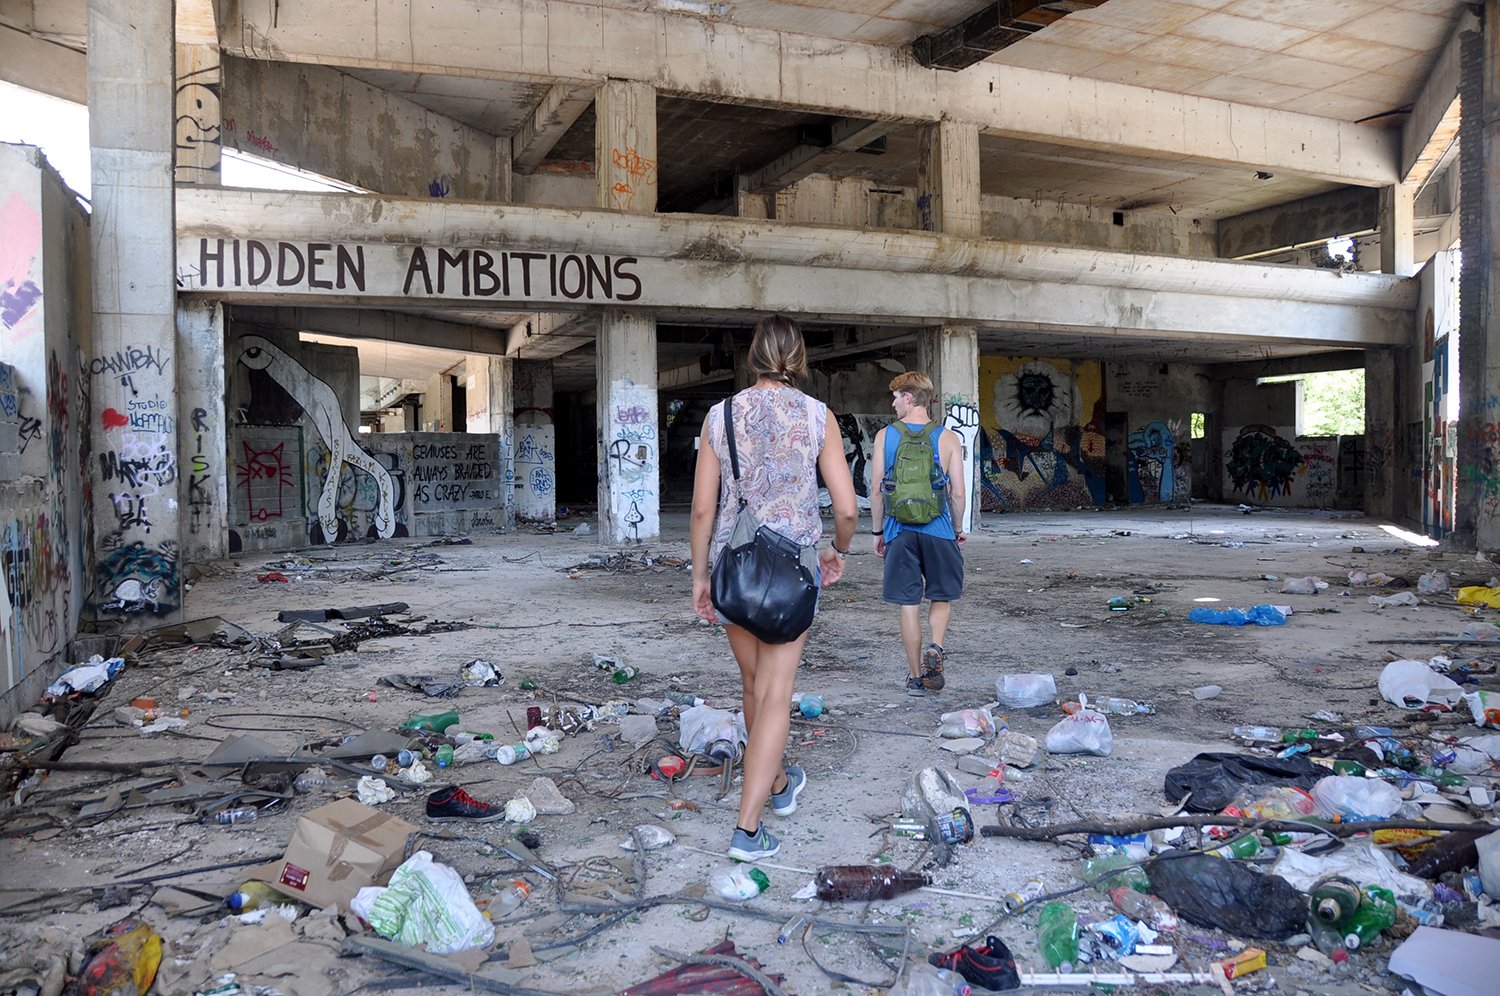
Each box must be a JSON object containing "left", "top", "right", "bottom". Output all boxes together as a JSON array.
[
  {"left": 492, "top": 135, "right": 513, "bottom": 203},
  {"left": 177, "top": 299, "right": 226, "bottom": 562},
  {"left": 597, "top": 309, "right": 658, "bottom": 543},
  {"left": 595, "top": 80, "right": 657, "bottom": 214},
  {"left": 1380, "top": 183, "right": 1416, "bottom": 276},
  {"left": 513, "top": 360, "right": 556, "bottom": 522},
  {"left": 173, "top": 41, "right": 220, "bottom": 185},
  {"left": 919, "top": 325, "right": 981, "bottom": 534},
  {"left": 88, "top": 0, "right": 181, "bottom": 626},
  {"left": 465, "top": 355, "right": 515, "bottom": 528},
  {"left": 1365, "top": 348, "right": 1398, "bottom": 521},
  {"left": 916, "top": 119, "right": 981, "bottom": 236},
  {"left": 1456, "top": 13, "right": 1498, "bottom": 548}
]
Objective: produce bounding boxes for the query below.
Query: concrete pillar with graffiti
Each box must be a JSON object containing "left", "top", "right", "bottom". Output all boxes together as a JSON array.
[{"left": 921, "top": 325, "right": 980, "bottom": 535}]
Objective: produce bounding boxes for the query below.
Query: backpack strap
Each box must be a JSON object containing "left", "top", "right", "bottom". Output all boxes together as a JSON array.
[
  {"left": 721, "top": 398, "right": 747, "bottom": 510},
  {"left": 883, "top": 421, "right": 947, "bottom": 487}
]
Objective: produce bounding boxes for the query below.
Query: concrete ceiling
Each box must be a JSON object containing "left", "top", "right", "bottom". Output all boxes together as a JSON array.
[
  {"left": 300, "top": 332, "right": 471, "bottom": 381},
  {"left": 341, "top": 71, "right": 552, "bottom": 136}
]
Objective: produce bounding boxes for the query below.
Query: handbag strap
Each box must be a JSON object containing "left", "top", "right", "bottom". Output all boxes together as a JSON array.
[{"left": 722, "top": 398, "right": 747, "bottom": 509}]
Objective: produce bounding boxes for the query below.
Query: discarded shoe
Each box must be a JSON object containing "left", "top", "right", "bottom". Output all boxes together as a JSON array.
[
  {"left": 928, "top": 935, "right": 1020, "bottom": 991},
  {"left": 425, "top": 786, "right": 505, "bottom": 823}
]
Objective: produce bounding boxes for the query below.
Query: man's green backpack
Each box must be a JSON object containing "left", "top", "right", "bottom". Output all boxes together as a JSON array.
[{"left": 883, "top": 423, "right": 948, "bottom": 525}]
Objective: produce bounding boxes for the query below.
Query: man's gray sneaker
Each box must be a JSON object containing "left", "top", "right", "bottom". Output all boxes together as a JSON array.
[
  {"left": 770, "top": 765, "right": 806, "bottom": 816},
  {"left": 921, "top": 643, "right": 946, "bottom": 691},
  {"left": 905, "top": 675, "right": 928, "bottom": 697},
  {"left": 727, "top": 823, "right": 780, "bottom": 862}
]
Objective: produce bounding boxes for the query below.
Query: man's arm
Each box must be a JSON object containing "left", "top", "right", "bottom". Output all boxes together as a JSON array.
[
  {"left": 942, "top": 428, "right": 966, "bottom": 538},
  {"left": 869, "top": 427, "right": 887, "bottom": 546}
]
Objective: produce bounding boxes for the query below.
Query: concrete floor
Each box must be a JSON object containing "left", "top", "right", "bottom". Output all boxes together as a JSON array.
[{"left": 0, "top": 503, "right": 1485, "bottom": 994}]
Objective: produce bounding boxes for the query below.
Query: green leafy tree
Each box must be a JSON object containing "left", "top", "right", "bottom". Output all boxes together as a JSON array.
[{"left": 1302, "top": 369, "right": 1365, "bottom": 436}]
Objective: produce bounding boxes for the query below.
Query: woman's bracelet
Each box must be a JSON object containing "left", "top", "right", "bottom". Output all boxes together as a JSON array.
[{"left": 830, "top": 541, "right": 849, "bottom": 558}]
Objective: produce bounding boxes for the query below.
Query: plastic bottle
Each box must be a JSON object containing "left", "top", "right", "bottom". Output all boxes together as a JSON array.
[
  {"left": 813, "top": 865, "right": 929, "bottom": 902},
  {"left": 226, "top": 881, "right": 282, "bottom": 913},
  {"left": 1002, "top": 879, "right": 1045, "bottom": 912},
  {"left": 396, "top": 749, "right": 416, "bottom": 768},
  {"left": 611, "top": 666, "right": 639, "bottom": 684},
  {"left": 1281, "top": 728, "right": 1319, "bottom": 742},
  {"left": 399, "top": 709, "right": 460, "bottom": 733},
  {"left": 493, "top": 880, "right": 531, "bottom": 917},
  {"left": 797, "top": 694, "right": 825, "bottom": 719},
  {"left": 206, "top": 807, "right": 258, "bottom": 826},
  {"left": 711, "top": 866, "right": 770, "bottom": 901},
  {"left": 1208, "top": 835, "right": 1262, "bottom": 860},
  {"left": 495, "top": 742, "right": 532, "bottom": 765},
  {"left": 1307, "top": 916, "right": 1350, "bottom": 963},
  {"left": 1342, "top": 886, "right": 1396, "bottom": 949},
  {"left": 1100, "top": 696, "right": 1156, "bottom": 716},
  {"left": 1107, "top": 887, "right": 1179, "bottom": 930},
  {"left": 1331, "top": 759, "right": 1368, "bottom": 776},
  {"left": 1232, "top": 726, "right": 1281, "bottom": 742},
  {"left": 1036, "top": 902, "right": 1079, "bottom": 971},
  {"left": 435, "top": 744, "right": 455, "bottom": 768},
  {"left": 890, "top": 963, "right": 973, "bottom": 996},
  {"left": 292, "top": 768, "right": 331, "bottom": 793},
  {"left": 370, "top": 753, "right": 389, "bottom": 772},
  {"left": 1080, "top": 853, "right": 1150, "bottom": 892},
  {"left": 1310, "top": 877, "right": 1363, "bottom": 926}
]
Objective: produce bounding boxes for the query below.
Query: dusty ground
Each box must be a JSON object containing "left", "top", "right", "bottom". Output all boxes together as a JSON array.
[{"left": 2, "top": 503, "right": 1494, "bottom": 995}]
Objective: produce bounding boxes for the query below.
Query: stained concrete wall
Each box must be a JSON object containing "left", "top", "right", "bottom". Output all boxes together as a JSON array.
[{"left": 0, "top": 145, "right": 92, "bottom": 708}]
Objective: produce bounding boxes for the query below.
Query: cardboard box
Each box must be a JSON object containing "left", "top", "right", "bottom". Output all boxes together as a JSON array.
[{"left": 251, "top": 799, "right": 417, "bottom": 910}]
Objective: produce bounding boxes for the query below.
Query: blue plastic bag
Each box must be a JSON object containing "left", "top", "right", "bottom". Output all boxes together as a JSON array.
[{"left": 1187, "top": 605, "right": 1286, "bottom": 627}]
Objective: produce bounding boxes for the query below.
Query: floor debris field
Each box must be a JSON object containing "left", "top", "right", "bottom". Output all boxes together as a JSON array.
[{"left": 5, "top": 505, "right": 1500, "bottom": 995}]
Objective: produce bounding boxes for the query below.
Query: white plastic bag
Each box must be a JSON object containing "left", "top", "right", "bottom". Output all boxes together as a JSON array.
[
  {"left": 996, "top": 673, "right": 1057, "bottom": 708},
  {"left": 937, "top": 708, "right": 995, "bottom": 739},
  {"left": 1378, "top": 660, "right": 1465, "bottom": 709},
  {"left": 1310, "top": 775, "right": 1402, "bottom": 821},
  {"left": 678, "top": 704, "right": 746, "bottom": 761},
  {"left": 1045, "top": 697, "right": 1113, "bottom": 756},
  {"left": 350, "top": 850, "right": 494, "bottom": 954},
  {"left": 1417, "top": 571, "right": 1451, "bottom": 595},
  {"left": 1369, "top": 591, "right": 1419, "bottom": 608}
]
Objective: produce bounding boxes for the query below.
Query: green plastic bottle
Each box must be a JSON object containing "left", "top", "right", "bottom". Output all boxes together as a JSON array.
[
  {"left": 1080, "top": 853, "right": 1150, "bottom": 891},
  {"left": 399, "top": 709, "right": 459, "bottom": 733},
  {"left": 1208, "top": 835, "right": 1263, "bottom": 860},
  {"left": 1310, "top": 877, "right": 1362, "bottom": 926},
  {"left": 1331, "top": 759, "right": 1368, "bottom": 776},
  {"left": 1036, "top": 902, "right": 1079, "bottom": 971},
  {"left": 1281, "top": 728, "right": 1319, "bottom": 742},
  {"left": 1342, "top": 886, "right": 1396, "bottom": 950}
]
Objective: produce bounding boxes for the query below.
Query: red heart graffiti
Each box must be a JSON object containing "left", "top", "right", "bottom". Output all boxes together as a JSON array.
[{"left": 101, "top": 408, "right": 129, "bottom": 429}]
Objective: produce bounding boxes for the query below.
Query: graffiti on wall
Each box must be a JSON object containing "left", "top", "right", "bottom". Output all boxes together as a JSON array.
[
  {"left": 308, "top": 446, "right": 410, "bottom": 540},
  {"left": 411, "top": 439, "right": 498, "bottom": 509},
  {"left": 980, "top": 357, "right": 1106, "bottom": 510},
  {"left": 943, "top": 399, "right": 980, "bottom": 534},
  {"left": 1225, "top": 424, "right": 1303, "bottom": 501},
  {"left": 174, "top": 59, "right": 222, "bottom": 184},
  {"left": 238, "top": 335, "right": 395, "bottom": 543},
  {"left": 96, "top": 538, "right": 177, "bottom": 615},
  {"left": 1125, "top": 420, "right": 1176, "bottom": 504},
  {"left": 513, "top": 424, "right": 556, "bottom": 521},
  {"left": 0, "top": 191, "right": 44, "bottom": 344},
  {"left": 1298, "top": 439, "right": 1337, "bottom": 506},
  {"left": 605, "top": 380, "right": 658, "bottom": 542}
]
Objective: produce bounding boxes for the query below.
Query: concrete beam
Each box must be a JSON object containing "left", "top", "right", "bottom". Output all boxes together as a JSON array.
[
  {"left": 232, "top": 305, "right": 509, "bottom": 354},
  {"left": 1218, "top": 187, "right": 1378, "bottom": 260},
  {"left": 1207, "top": 350, "right": 1365, "bottom": 382},
  {"left": 743, "top": 118, "right": 895, "bottom": 194},
  {"left": 505, "top": 312, "right": 597, "bottom": 359},
  {"left": 1402, "top": 12, "right": 1477, "bottom": 187},
  {"left": 177, "top": 188, "right": 1416, "bottom": 347},
  {"left": 220, "top": 56, "right": 502, "bottom": 199},
  {"left": 220, "top": 0, "right": 1399, "bottom": 188},
  {"left": 0, "top": 0, "right": 85, "bottom": 47},
  {"left": 0, "top": 23, "right": 86, "bottom": 104},
  {"left": 512, "top": 82, "right": 594, "bottom": 175}
]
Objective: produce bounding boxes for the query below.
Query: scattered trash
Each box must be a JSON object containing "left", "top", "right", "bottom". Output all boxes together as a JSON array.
[
  {"left": 1187, "top": 605, "right": 1286, "bottom": 626},
  {"left": 1417, "top": 571, "right": 1451, "bottom": 594},
  {"left": 1163, "top": 752, "right": 1323, "bottom": 812},
  {"left": 1310, "top": 775, "right": 1402, "bottom": 821},
  {"left": 1379, "top": 659, "right": 1465, "bottom": 709},
  {"left": 357, "top": 776, "right": 396, "bottom": 805},
  {"left": 678, "top": 704, "right": 746, "bottom": 761},
  {"left": 75, "top": 919, "right": 162, "bottom": 996},
  {"left": 621, "top": 825, "right": 675, "bottom": 851},
  {"left": 1370, "top": 591, "right": 1420, "bottom": 608},
  {"left": 1388, "top": 925, "right": 1500, "bottom": 996},
  {"left": 378, "top": 674, "right": 463, "bottom": 698},
  {"left": 504, "top": 797, "right": 537, "bottom": 823},
  {"left": 352, "top": 850, "right": 494, "bottom": 953},
  {"left": 1456, "top": 586, "right": 1500, "bottom": 609},
  {"left": 711, "top": 865, "right": 769, "bottom": 901},
  {"left": 903, "top": 767, "right": 969, "bottom": 823},
  {"left": 1192, "top": 685, "right": 1222, "bottom": 700},
  {"left": 814, "top": 864, "right": 928, "bottom": 901},
  {"left": 45, "top": 655, "right": 125, "bottom": 696},
  {"left": 1146, "top": 851, "right": 1306, "bottom": 939},
  {"left": 1279, "top": 576, "right": 1325, "bottom": 595},
  {"left": 1045, "top": 695, "right": 1113, "bottom": 756},
  {"left": 938, "top": 708, "right": 995, "bottom": 739},
  {"left": 997, "top": 730, "right": 1040, "bottom": 768},
  {"left": 249, "top": 799, "right": 417, "bottom": 911},
  {"left": 996, "top": 673, "right": 1057, "bottom": 708},
  {"left": 460, "top": 658, "right": 502, "bottom": 686}
]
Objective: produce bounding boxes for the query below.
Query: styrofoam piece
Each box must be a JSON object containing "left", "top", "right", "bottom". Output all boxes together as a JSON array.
[{"left": 1387, "top": 926, "right": 1500, "bottom": 996}]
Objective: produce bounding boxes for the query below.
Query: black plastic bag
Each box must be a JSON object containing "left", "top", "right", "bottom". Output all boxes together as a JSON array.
[
  {"left": 1163, "top": 752, "right": 1324, "bottom": 812},
  {"left": 1146, "top": 850, "right": 1307, "bottom": 939}
]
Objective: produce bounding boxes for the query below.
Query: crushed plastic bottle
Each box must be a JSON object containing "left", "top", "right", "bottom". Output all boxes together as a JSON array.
[
  {"left": 794, "top": 693, "right": 825, "bottom": 719},
  {"left": 889, "top": 963, "right": 973, "bottom": 995},
  {"left": 710, "top": 865, "right": 769, "bottom": 901},
  {"left": 1231, "top": 725, "right": 1282, "bottom": 743},
  {"left": 1080, "top": 853, "right": 1150, "bottom": 892},
  {"left": 814, "top": 865, "right": 929, "bottom": 902},
  {"left": 495, "top": 742, "right": 532, "bottom": 766},
  {"left": 1098, "top": 696, "right": 1156, "bottom": 716},
  {"left": 493, "top": 880, "right": 531, "bottom": 917},
  {"left": 1107, "top": 887, "right": 1178, "bottom": 930},
  {"left": 292, "top": 768, "right": 333, "bottom": 793},
  {"left": 1036, "top": 902, "right": 1079, "bottom": 971},
  {"left": 206, "top": 807, "right": 258, "bottom": 826}
]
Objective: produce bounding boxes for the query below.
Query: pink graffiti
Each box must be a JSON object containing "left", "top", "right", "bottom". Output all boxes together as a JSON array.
[
  {"left": 0, "top": 191, "right": 44, "bottom": 341},
  {"left": 245, "top": 130, "right": 279, "bottom": 156},
  {"left": 615, "top": 405, "right": 651, "bottom": 425}
]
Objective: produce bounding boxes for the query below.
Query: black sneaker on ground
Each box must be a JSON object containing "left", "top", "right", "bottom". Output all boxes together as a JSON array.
[
  {"left": 928, "top": 935, "right": 1020, "bottom": 991},
  {"left": 905, "top": 674, "right": 927, "bottom": 697},
  {"left": 425, "top": 786, "right": 505, "bottom": 822},
  {"left": 921, "top": 643, "right": 946, "bottom": 691}
]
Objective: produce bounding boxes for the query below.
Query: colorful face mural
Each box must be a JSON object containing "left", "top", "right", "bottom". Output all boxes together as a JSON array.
[{"left": 979, "top": 357, "right": 1105, "bottom": 510}]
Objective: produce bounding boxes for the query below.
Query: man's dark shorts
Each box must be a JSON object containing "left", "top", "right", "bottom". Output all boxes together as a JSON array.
[{"left": 882, "top": 530, "right": 964, "bottom": 605}]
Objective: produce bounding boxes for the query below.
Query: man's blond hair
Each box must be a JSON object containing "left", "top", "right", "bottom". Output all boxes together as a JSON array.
[{"left": 889, "top": 372, "right": 934, "bottom": 409}]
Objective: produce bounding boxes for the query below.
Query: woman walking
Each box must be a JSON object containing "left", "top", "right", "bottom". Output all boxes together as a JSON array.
[{"left": 690, "top": 315, "right": 858, "bottom": 861}]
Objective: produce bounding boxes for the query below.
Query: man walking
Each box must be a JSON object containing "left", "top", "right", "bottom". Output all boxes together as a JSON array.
[{"left": 870, "top": 372, "right": 967, "bottom": 695}]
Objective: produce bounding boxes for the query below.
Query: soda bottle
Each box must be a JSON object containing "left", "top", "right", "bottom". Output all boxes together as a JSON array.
[
  {"left": 1080, "top": 853, "right": 1149, "bottom": 892},
  {"left": 1307, "top": 916, "right": 1349, "bottom": 963},
  {"left": 1310, "top": 877, "right": 1362, "bottom": 926},
  {"left": 370, "top": 753, "right": 390, "bottom": 772},
  {"left": 1002, "top": 879, "right": 1045, "bottom": 912},
  {"left": 711, "top": 866, "right": 770, "bottom": 901},
  {"left": 435, "top": 744, "right": 455, "bottom": 768},
  {"left": 1342, "top": 886, "right": 1396, "bottom": 949},
  {"left": 1331, "top": 759, "right": 1368, "bottom": 776},
  {"left": 226, "top": 881, "right": 282, "bottom": 913},
  {"left": 399, "top": 709, "right": 460, "bottom": 733},
  {"left": 206, "top": 807, "right": 258, "bottom": 826},
  {"left": 493, "top": 880, "right": 530, "bottom": 917},
  {"left": 1281, "top": 729, "right": 1319, "bottom": 742},
  {"left": 1107, "top": 887, "right": 1178, "bottom": 930},
  {"left": 1036, "top": 902, "right": 1079, "bottom": 971},
  {"left": 611, "top": 666, "right": 639, "bottom": 684},
  {"left": 495, "top": 742, "right": 532, "bottom": 765},
  {"left": 814, "top": 865, "right": 929, "bottom": 902},
  {"left": 1208, "top": 835, "right": 1262, "bottom": 860}
]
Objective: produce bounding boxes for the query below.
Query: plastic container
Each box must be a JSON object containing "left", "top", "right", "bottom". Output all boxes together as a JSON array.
[
  {"left": 435, "top": 745, "right": 454, "bottom": 768},
  {"left": 495, "top": 742, "right": 532, "bottom": 766},
  {"left": 890, "top": 963, "right": 973, "bottom": 996},
  {"left": 796, "top": 694, "right": 825, "bottom": 719},
  {"left": 493, "top": 880, "right": 531, "bottom": 916},
  {"left": 206, "top": 807, "right": 258, "bottom": 826},
  {"left": 396, "top": 749, "right": 416, "bottom": 768},
  {"left": 1107, "top": 887, "right": 1178, "bottom": 930},
  {"left": 1342, "top": 886, "right": 1396, "bottom": 949},
  {"left": 1281, "top": 728, "right": 1319, "bottom": 742},
  {"left": 400, "top": 709, "right": 460, "bottom": 733},
  {"left": 1232, "top": 786, "right": 1317, "bottom": 821},
  {"left": 1080, "top": 853, "right": 1149, "bottom": 892},
  {"left": 1209, "top": 835, "right": 1262, "bottom": 860},
  {"left": 1232, "top": 725, "right": 1281, "bottom": 743},
  {"left": 1310, "top": 877, "right": 1362, "bottom": 926},
  {"left": 1307, "top": 916, "right": 1349, "bottom": 963},
  {"left": 814, "top": 865, "right": 929, "bottom": 902},
  {"left": 370, "top": 753, "right": 390, "bottom": 772},
  {"left": 938, "top": 708, "right": 995, "bottom": 738},
  {"left": 891, "top": 808, "right": 975, "bottom": 846},
  {"left": 226, "top": 881, "right": 283, "bottom": 913},
  {"left": 292, "top": 768, "right": 332, "bottom": 793},
  {"left": 1036, "top": 902, "right": 1079, "bottom": 971},
  {"left": 1098, "top": 696, "right": 1156, "bottom": 716},
  {"left": 711, "top": 865, "right": 770, "bottom": 901}
]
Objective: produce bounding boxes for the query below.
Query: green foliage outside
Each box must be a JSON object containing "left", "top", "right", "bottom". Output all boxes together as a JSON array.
[{"left": 1301, "top": 369, "right": 1365, "bottom": 436}]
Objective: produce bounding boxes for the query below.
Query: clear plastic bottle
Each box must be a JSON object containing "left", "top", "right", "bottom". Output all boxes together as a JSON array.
[
  {"left": 1100, "top": 696, "right": 1156, "bottom": 716},
  {"left": 813, "top": 865, "right": 929, "bottom": 902},
  {"left": 890, "top": 963, "right": 973, "bottom": 996},
  {"left": 207, "top": 807, "right": 258, "bottom": 826},
  {"left": 1036, "top": 902, "right": 1079, "bottom": 971},
  {"left": 493, "top": 880, "right": 531, "bottom": 917},
  {"left": 293, "top": 768, "right": 332, "bottom": 793},
  {"left": 710, "top": 866, "right": 770, "bottom": 901},
  {"left": 495, "top": 742, "right": 532, "bottom": 765},
  {"left": 1107, "top": 887, "right": 1179, "bottom": 930},
  {"left": 1080, "top": 853, "right": 1150, "bottom": 892},
  {"left": 370, "top": 753, "right": 389, "bottom": 772},
  {"left": 1308, "top": 916, "right": 1350, "bottom": 963},
  {"left": 1232, "top": 726, "right": 1281, "bottom": 742}
]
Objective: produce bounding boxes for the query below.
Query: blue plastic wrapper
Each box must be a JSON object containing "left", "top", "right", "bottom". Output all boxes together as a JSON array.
[
  {"left": 1187, "top": 605, "right": 1287, "bottom": 627},
  {"left": 1085, "top": 914, "right": 1140, "bottom": 957}
]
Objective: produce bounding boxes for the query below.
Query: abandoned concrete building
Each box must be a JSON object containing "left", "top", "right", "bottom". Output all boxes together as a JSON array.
[{"left": 5, "top": 0, "right": 1492, "bottom": 701}]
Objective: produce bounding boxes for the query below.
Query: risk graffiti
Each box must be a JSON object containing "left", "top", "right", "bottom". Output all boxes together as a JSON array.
[{"left": 188, "top": 408, "right": 213, "bottom": 534}]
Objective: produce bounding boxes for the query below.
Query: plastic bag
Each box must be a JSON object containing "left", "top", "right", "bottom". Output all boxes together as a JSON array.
[
  {"left": 1456, "top": 586, "right": 1500, "bottom": 609},
  {"left": 1279, "top": 577, "right": 1324, "bottom": 595},
  {"left": 350, "top": 850, "right": 494, "bottom": 954},
  {"left": 1378, "top": 660, "right": 1465, "bottom": 709},
  {"left": 46, "top": 656, "right": 125, "bottom": 696},
  {"left": 1370, "top": 591, "right": 1420, "bottom": 608},
  {"left": 1229, "top": 785, "right": 1317, "bottom": 821},
  {"left": 1162, "top": 752, "right": 1324, "bottom": 812},
  {"left": 1417, "top": 571, "right": 1450, "bottom": 595},
  {"left": 678, "top": 705, "right": 746, "bottom": 761},
  {"left": 1045, "top": 698, "right": 1112, "bottom": 756},
  {"left": 1187, "top": 605, "right": 1286, "bottom": 626},
  {"left": 995, "top": 673, "right": 1056, "bottom": 708},
  {"left": 1310, "top": 775, "right": 1402, "bottom": 821},
  {"left": 1146, "top": 850, "right": 1306, "bottom": 939},
  {"left": 938, "top": 708, "right": 995, "bottom": 739}
]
